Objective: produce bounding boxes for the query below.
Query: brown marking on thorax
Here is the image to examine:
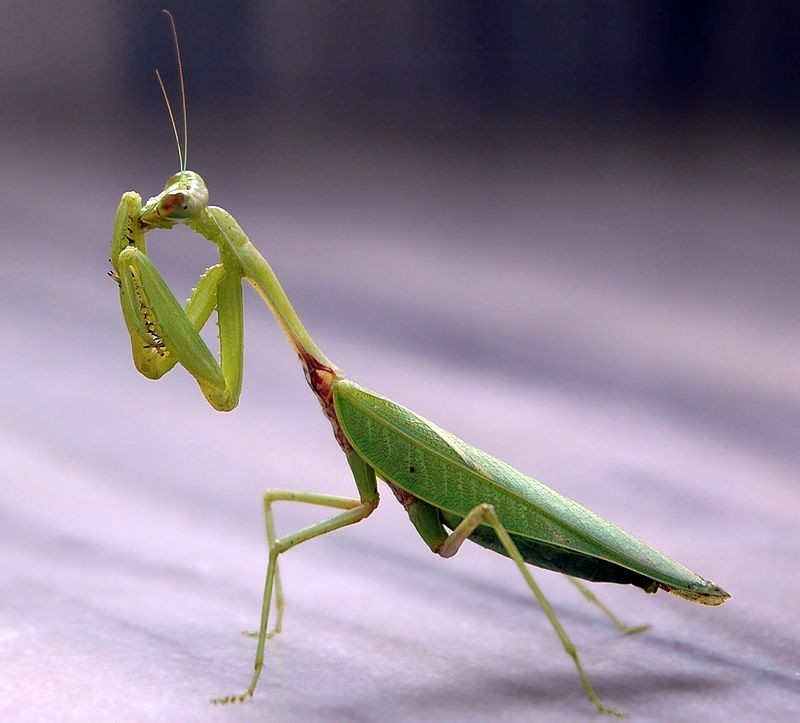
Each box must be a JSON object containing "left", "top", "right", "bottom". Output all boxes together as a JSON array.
[
  {"left": 298, "top": 351, "right": 351, "bottom": 453},
  {"left": 386, "top": 481, "right": 419, "bottom": 508}
]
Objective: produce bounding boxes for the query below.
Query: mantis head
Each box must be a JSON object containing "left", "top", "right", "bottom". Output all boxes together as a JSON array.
[
  {"left": 140, "top": 170, "right": 209, "bottom": 228},
  {"left": 139, "top": 12, "right": 207, "bottom": 229}
]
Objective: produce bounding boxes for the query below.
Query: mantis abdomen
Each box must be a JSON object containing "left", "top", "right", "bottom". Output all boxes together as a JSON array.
[{"left": 333, "top": 378, "right": 728, "bottom": 604}]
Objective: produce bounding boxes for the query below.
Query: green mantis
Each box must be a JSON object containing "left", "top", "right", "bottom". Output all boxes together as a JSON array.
[{"left": 110, "top": 13, "right": 729, "bottom": 717}]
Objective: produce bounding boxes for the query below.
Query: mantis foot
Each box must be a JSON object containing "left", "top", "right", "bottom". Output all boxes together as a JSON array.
[
  {"left": 596, "top": 702, "right": 626, "bottom": 718},
  {"left": 211, "top": 691, "right": 253, "bottom": 705},
  {"left": 240, "top": 627, "right": 281, "bottom": 639}
]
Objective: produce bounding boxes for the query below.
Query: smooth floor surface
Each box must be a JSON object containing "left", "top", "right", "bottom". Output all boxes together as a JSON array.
[{"left": 1, "top": 120, "right": 798, "bottom": 721}]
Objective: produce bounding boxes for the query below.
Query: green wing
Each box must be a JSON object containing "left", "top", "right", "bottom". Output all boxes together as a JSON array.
[{"left": 333, "top": 379, "right": 728, "bottom": 603}]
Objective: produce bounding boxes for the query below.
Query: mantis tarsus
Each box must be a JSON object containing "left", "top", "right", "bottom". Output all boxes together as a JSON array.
[{"left": 110, "top": 12, "right": 730, "bottom": 717}]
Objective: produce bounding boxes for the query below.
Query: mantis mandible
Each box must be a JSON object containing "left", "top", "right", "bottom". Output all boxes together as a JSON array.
[{"left": 109, "top": 12, "right": 729, "bottom": 717}]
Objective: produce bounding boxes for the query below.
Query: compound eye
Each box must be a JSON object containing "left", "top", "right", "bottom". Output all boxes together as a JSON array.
[{"left": 159, "top": 191, "right": 191, "bottom": 218}]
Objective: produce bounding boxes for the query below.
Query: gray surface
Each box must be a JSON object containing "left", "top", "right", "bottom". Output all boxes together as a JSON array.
[{"left": 1, "top": 120, "right": 798, "bottom": 722}]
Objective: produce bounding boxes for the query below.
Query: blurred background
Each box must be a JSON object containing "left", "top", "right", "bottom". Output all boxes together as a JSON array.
[
  {"left": 7, "top": 2, "right": 800, "bottom": 125},
  {"left": 1, "top": 2, "right": 798, "bottom": 721}
]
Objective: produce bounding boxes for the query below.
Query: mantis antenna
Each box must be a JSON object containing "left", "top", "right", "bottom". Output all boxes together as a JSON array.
[{"left": 155, "top": 9, "right": 188, "bottom": 173}]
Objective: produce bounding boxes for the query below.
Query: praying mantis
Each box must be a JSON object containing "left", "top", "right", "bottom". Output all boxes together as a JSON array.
[{"left": 109, "top": 12, "right": 729, "bottom": 717}]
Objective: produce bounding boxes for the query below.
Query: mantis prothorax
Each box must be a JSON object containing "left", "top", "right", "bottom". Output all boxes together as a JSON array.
[{"left": 110, "top": 12, "right": 729, "bottom": 717}]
